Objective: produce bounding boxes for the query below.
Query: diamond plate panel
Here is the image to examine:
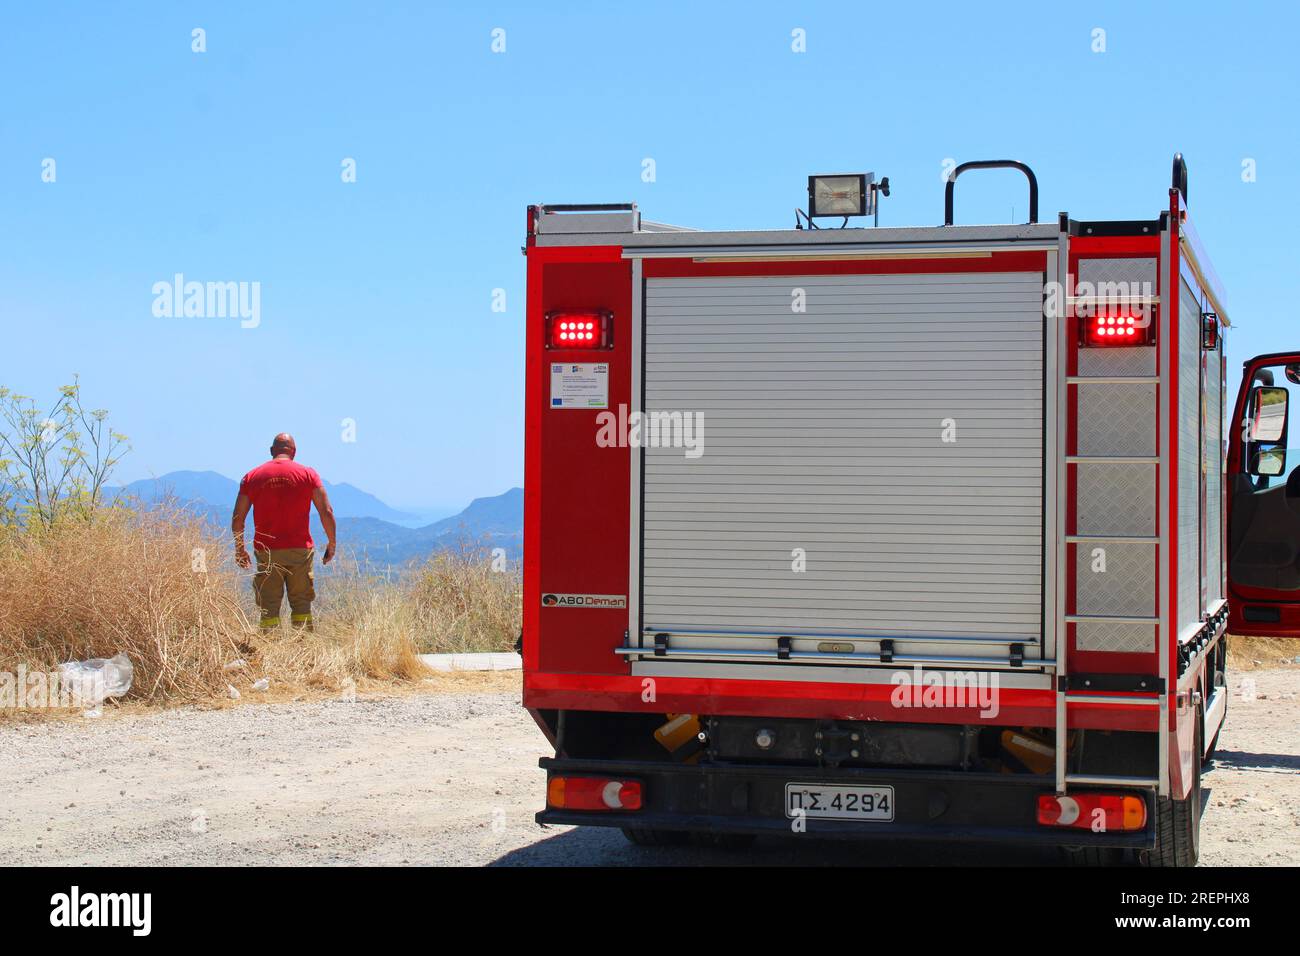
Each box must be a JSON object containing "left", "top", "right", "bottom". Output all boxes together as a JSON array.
[
  {"left": 1075, "top": 542, "right": 1156, "bottom": 617},
  {"left": 1206, "top": 346, "right": 1224, "bottom": 605},
  {"left": 1075, "top": 462, "right": 1156, "bottom": 536},
  {"left": 1076, "top": 258, "right": 1158, "bottom": 379},
  {"left": 1077, "top": 346, "right": 1157, "bottom": 377},
  {"left": 1075, "top": 621, "right": 1156, "bottom": 653},
  {"left": 1072, "top": 257, "right": 1161, "bottom": 656},
  {"left": 1077, "top": 382, "right": 1157, "bottom": 457},
  {"left": 1078, "top": 257, "right": 1158, "bottom": 290},
  {"left": 1178, "top": 279, "right": 1202, "bottom": 630}
]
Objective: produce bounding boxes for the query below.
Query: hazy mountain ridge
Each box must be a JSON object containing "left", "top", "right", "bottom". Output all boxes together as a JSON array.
[
  {"left": 104, "top": 471, "right": 522, "bottom": 566},
  {"left": 117, "top": 470, "right": 419, "bottom": 524}
]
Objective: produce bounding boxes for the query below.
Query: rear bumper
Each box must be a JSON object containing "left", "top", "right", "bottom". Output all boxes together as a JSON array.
[
  {"left": 536, "top": 756, "right": 1156, "bottom": 849},
  {"left": 524, "top": 673, "right": 1158, "bottom": 732}
]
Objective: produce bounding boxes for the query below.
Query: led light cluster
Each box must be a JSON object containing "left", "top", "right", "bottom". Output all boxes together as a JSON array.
[
  {"left": 1082, "top": 312, "right": 1153, "bottom": 348},
  {"left": 1096, "top": 315, "right": 1139, "bottom": 338},
  {"left": 558, "top": 320, "right": 595, "bottom": 342},
  {"left": 545, "top": 310, "right": 611, "bottom": 350}
]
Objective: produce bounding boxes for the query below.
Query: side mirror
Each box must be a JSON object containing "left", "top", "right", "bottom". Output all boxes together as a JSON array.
[
  {"left": 1249, "top": 386, "right": 1289, "bottom": 443},
  {"left": 1252, "top": 447, "right": 1287, "bottom": 477}
]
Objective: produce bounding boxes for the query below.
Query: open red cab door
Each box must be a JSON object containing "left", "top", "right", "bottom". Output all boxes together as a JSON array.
[{"left": 1227, "top": 352, "right": 1300, "bottom": 637}]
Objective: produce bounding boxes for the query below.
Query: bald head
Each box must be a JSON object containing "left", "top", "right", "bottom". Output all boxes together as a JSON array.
[{"left": 270, "top": 433, "right": 297, "bottom": 459}]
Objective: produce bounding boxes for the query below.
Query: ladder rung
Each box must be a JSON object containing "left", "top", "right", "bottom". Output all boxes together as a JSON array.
[
  {"left": 1066, "top": 376, "right": 1160, "bottom": 385},
  {"left": 1065, "top": 774, "right": 1159, "bottom": 788},
  {"left": 1066, "top": 534, "right": 1158, "bottom": 544},
  {"left": 1065, "top": 693, "right": 1161, "bottom": 706},
  {"left": 1066, "top": 455, "right": 1159, "bottom": 464},
  {"left": 1065, "top": 614, "right": 1158, "bottom": 625}
]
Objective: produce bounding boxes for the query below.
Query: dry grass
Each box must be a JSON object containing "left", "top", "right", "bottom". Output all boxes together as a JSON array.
[
  {"left": 1227, "top": 633, "right": 1300, "bottom": 670},
  {"left": 404, "top": 543, "right": 522, "bottom": 654},
  {"left": 0, "top": 508, "right": 521, "bottom": 710},
  {"left": 0, "top": 507, "right": 249, "bottom": 702}
]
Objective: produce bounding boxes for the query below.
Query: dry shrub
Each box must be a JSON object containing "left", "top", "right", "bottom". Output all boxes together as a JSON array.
[
  {"left": 405, "top": 538, "right": 521, "bottom": 654},
  {"left": 0, "top": 506, "right": 247, "bottom": 701},
  {"left": 261, "top": 569, "right": 434, "bottom": 688},
  {"left": 1227, "top": 633, "right": 1299, "bottom": 670},
  {"left": 0, "top": 508, "right": 520, "bottom": 707}
]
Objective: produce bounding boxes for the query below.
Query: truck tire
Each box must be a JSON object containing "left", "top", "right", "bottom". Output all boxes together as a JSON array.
[
  {"left": 1140, "top": 719, "right": 1201, "bottom": 867},
  {"left": 621, "top": 828, "right": 691, "bottom": 847}
]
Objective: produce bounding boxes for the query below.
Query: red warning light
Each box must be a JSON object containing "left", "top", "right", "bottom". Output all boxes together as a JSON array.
[
  {"left": 546, "top": 311, "right": 612, "bottom": 350},
  {"left": 1082, "top": 313, "right": 1155, "bottom": 348}
]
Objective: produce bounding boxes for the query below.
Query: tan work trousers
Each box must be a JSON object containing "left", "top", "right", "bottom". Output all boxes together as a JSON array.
[{"left": 254, "top": 548, "right": 315, "bottom": 629}]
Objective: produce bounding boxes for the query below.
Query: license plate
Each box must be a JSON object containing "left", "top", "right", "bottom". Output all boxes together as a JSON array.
[{"left": 785, "top": 783, "right": 894, "bottom": 821}]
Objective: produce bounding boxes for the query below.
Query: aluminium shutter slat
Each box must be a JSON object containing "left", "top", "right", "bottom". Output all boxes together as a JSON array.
[{"left": 642, "top": 271, "right": 1045, "bottom": 642}]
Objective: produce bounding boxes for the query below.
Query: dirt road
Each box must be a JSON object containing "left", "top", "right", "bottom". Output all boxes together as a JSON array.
[{"left": 0, "top": 669, "right": 1294, "bottom": 866}]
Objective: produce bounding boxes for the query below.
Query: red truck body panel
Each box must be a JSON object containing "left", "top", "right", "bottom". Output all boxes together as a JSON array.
[{"left": 522, "top": 179, "right": 1250, "bottom": 810}]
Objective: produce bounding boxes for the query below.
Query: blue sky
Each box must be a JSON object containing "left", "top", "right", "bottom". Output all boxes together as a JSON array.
[{"left": 2, "top": 1, "right": 1296, "bottom": 509}]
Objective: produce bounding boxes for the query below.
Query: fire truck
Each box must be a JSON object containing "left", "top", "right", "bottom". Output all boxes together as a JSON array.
[{"left": 520, "top": 155, "right": 1299, "bottom": 865}]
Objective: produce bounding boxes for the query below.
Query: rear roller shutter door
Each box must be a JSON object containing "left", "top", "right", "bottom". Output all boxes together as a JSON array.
[{"left": 641, "top": 271, "right": 1045, "bottom": 647}]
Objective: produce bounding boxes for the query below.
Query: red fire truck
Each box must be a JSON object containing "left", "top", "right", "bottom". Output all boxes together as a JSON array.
[{"left": 521, "top": 156, "right": 1299, "bottom": 865}]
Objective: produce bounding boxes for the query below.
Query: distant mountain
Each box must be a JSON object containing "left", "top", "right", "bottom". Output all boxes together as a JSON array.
[
  {"left": 316, "top": 481, "right": 415, "bottom": 523},
  {"left": 425, "top": 488, "right": 523, "bottom": 538},
  {"left": 120, "top": 470, "right": 237, "bottom": 507},
  {"left": 383, "top": 505, "right": 460, "bottom": 529},
  {"left": 322, "top": 487, "right": 523, "bottom": 566},
  {"left": 116, "top": 469, "right": 417, "bottom": 523},
  {"left": 401, "top": 488, "right": 524, "bottom": 560},
  {"left": 106, "top": 471, "right": 521, "bottom": 567}
]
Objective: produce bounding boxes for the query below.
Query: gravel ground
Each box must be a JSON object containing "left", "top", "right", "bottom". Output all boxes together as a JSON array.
[{"left": 0, "top": 668, "right": 1294, "bottom": 866}]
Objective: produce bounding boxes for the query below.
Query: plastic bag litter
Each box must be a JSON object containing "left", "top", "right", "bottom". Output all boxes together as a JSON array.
[
  {"left": 223, "top": 658, "right": 247, "bottom": 671},
  {"left": 227, "top": 684, "right": 241, "bottom": 700},
  {"left": 58, "top": 653, "right": 133, "bottom": 710},
  {"left": 251, "top": 678, "right": 269, "bottom": 692}
]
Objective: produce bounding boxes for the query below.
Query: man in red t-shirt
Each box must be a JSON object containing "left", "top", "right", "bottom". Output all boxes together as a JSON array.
[{"left": 231, "top": 433, "right": 337, "bottom": 631}]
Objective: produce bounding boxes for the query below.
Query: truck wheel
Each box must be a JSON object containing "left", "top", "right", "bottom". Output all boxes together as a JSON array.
[
  {"left": 622, "top": 827, "right": 691, "bottom": 847},
  {"left": 1140, "top": 720, "right": 1201, "bottom": 867}
]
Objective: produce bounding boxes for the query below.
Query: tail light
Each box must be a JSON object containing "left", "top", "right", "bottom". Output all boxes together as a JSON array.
[
  {"left": 546, "top": 310, "right": 612, "bottom": 350},
  {"left": 1083, "top": 313, "right": 1155, "bottom": 348},
  {"left": 1037, "top": 793, "right": 1147, "bottom": 831},
  {"left": 547, "top": 776, "right": 643, "bottom": 811}
]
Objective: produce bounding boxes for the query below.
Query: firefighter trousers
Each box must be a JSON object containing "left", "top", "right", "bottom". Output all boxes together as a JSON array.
[{"left": 253, "top": 548, "right": 315, "bottom": 630}]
